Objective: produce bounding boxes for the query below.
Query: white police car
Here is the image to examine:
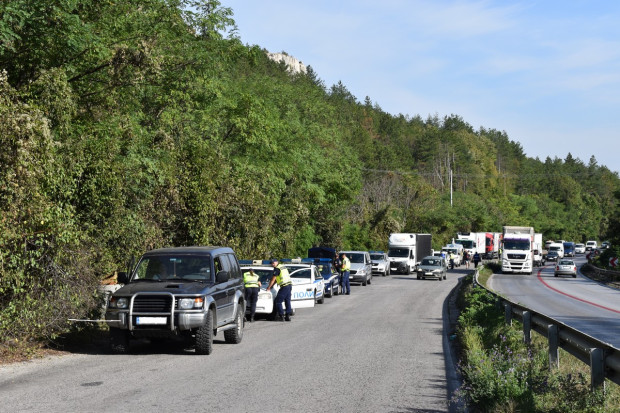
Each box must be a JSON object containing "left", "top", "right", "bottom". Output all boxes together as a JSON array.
[
  {"left": 239, "top": 260, "right": 281, "bottom": 318},
  {"left": 282, "top": 259, "right": 326, "bottom": 308}
]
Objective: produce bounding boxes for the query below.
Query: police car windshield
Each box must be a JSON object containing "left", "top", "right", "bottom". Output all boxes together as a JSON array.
[
  {"left": 289, "top": 268, "right": 312, "bottom": 279},
  {"left": 240, "top": 268, "right": 274, "bottom": 283},
  {"left": 133, "top": 255, "right": 211, "bottom": 281}
]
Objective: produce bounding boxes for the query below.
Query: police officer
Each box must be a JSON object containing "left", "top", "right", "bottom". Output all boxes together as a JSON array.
[
  {"left": 266, "top": 259, "right": 293, "bottom": 321},
  {"left": 341, "top": 253, "right": 351, "bottom": 295},
  {"left": 243, "top": 268, "right": 260, "bottom": 322},
  {"left": 333, "top": 253, "right": 343, "bottom": 291},
  {"left": 449, "top": 252, "right": 455, "bottom": 270},
  {"left": 473, "top": 252, "right": 481, "bottom": 268}
]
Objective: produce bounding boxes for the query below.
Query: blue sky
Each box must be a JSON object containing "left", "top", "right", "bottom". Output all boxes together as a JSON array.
[{"left": 222, "top": 1, "right": 620, "bottom": 173}]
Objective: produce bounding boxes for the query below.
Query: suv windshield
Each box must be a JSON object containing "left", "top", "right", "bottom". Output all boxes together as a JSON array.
[
  {"left": 370, "top": 254, "right": 384, "bottom": 261},
  {"left": 133, "top": 255, "right": 211, "bottom": 281},
  {"left": 348, "top": 254, "right": 365, "bottom": 263}
]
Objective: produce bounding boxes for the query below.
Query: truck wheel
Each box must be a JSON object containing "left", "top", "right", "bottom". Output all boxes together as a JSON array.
[
  {"left": 224, "top": 304, "right": 244, "bottom": 344},
  {"left": 110, "top": 327, "right": 129, "bottom": 354},
  {"left": 195, "top": 309, "right": 214, "bottom": 354}
]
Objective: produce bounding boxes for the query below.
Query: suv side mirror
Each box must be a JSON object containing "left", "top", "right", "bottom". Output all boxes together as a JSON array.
[
  {"left": 216, "top": 270, "right": 230, "bottom": 283},
  {"left": 117, "top": 271, "right": 129, "bottom": 284}
]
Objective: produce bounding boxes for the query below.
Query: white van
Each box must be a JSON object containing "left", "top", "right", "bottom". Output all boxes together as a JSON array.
[
  {"left": 585, "top": 240, "right": 598, "bottom": 251},
  {"left": 548, "top": 242, "right": 564, "bottom": 259}
]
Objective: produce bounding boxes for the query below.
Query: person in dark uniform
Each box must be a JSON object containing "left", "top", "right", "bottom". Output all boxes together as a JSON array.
[
  {"left": 243, "top": 268, "right": 260, "bottom": 322},
  {"left": 333, "top": 253, "right": 343, "bottom": 291},
  {"left": 266, "top": 259, "right": 293, "bottom": 321},
  {"left": 473, "top": 252, "right": 481, "bottom": 268}
]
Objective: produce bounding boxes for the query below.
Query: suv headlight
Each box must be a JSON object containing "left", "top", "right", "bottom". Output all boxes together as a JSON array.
[
  {"left": 109, "top": 297, "right": 128, "bottom": 309},
  {"left": 178, "top": 297, "right": 204, "bottom": 309},
  {"left": 357, "top": 268, "right": 366, "bottom": 275}
]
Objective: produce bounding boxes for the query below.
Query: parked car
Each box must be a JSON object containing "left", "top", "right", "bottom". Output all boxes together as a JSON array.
[
  {"left": 416, "top": 256, "right": 448, "bottom": 281},
  {"left": 339, "top": 251, "right": 373, "bottom": 286},
  {"left": 105, "top": 246, "right": 245, "bottom": 355},
  {"left": 554, "top": 259, "right": 577, "bottom": 278},
  {"left": 282, "top": 259, "right": 325, "bottom": 307},
  {"left": 585, "top": 240, "right": 598, "bottom": 251},
  {"left": 574, "top": 243, "right": 586, "bottom": 254},
  {"left": 601, "top": 241, "right": 611, "bottom": 249},
  {"left": 369, "top": 251, "right": 390, "bottom": 277},
  {"left": 239, "top": 260, "right": 295, "bottom": 319},
  {"left": 309, "top": 257, "right": 340, "bottom": 297}
]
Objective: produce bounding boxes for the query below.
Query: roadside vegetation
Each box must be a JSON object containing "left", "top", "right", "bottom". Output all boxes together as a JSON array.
[
  {"left": 1, "top": 0, "right": 620, "bottom": 357},
  {"left": 454, "top": 273, "right": 620, "bottom": 412}
]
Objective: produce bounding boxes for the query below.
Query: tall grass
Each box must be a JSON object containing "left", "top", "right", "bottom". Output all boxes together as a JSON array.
[{"left": 453, "top": 273, "right": 619, "bottom": 412}]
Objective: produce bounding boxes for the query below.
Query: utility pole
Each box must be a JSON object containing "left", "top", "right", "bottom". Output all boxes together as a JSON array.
[{"left": 450, "top": 169, "right": 453, "bottom": 207}]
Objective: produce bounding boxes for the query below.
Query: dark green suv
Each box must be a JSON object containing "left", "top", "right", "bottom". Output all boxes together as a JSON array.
[{"left": 105, "top": 246, "right": 245, "bottom": 355}]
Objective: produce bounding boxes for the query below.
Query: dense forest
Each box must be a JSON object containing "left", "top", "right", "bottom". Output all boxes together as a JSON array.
[{"left": 1, "top": 0, "right": 619, "bottom": 346}]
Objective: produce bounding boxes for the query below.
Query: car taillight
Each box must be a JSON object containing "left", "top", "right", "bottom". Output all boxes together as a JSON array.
[{"left": 556, "top": 266, "right": 559, "bottom": 270}]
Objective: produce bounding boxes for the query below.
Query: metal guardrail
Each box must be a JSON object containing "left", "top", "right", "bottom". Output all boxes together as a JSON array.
[{"left": 474, "top": 268, "right": 620, "bottom": 389}]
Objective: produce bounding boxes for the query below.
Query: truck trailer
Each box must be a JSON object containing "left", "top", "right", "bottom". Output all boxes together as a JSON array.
[
  {"left": 387, "top": 233, "right": 432, "bottom": 275},
  {"left": 501, "top": 226, "right": 535, "bottom": 274}
]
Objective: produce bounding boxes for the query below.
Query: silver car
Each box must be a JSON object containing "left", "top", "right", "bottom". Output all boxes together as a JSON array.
[
  {"left": 554, "top": 259, "right": 577, "bottom": 278},
  {"left": 340, "top": 251, "right": 373, "bottom": 286},
  {"left": 416, "top": 256, "right": 447, "bottom": 281}
]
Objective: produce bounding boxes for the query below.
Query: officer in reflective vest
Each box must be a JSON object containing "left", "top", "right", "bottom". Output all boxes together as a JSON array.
[
  {"left": 266, "top": 259, "right": 293, "bottom": 321},
  {"left": 341, "top": 253, "right": 351, "bottom": 295},
  {"left": 243, "top": 269, "right": 260, "bottom": 322}
]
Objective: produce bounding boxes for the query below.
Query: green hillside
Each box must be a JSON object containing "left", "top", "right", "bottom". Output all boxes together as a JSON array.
[{"left": 1, "top": 0, "right": 619, "bottom": 345}]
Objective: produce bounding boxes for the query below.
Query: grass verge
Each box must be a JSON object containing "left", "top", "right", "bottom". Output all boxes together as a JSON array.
[{"left": 452, "top": 273, "right": 620, "bottom": 412}]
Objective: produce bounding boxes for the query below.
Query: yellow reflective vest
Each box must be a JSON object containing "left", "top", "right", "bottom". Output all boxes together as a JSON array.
[
  {"left": 243, "top": 271, "right": 260, "bottom": 288},
  {"left": 276, "top": 264, "right": 291, "bottom": 286},
  {"left": 342, "top": 257, "right": 351, "bottom": 271}
]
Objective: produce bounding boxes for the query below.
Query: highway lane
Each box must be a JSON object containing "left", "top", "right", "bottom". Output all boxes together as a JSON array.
[
  {"left": 489, "top": 255, "right": 620, "bottom": 348},
  {"left": 0, "top": 270, "right": 464, "bottom": 413}
]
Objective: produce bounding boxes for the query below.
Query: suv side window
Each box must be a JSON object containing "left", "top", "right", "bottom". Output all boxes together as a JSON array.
[
  {"left": 226, "top": 254, "right": 242, "bottom": 279},
  {"left": 214, "top": 256, "right": 224, "bottom": 282}
]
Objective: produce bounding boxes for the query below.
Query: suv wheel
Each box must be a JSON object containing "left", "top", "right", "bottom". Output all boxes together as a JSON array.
[
  {"left": 224, "top": 304, "right": 244, "bottom": 344},
  {"left": 110, "top": 327, "right": 129, "bottom": 354},
  {"left": 195, "top": 309, "right": 214, "bottom": 355}
]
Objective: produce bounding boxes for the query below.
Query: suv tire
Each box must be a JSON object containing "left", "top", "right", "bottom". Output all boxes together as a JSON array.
[
  {"left": 195, "top": 309, "right": 214, "bottom": 355},
  {"left": 224, "top": 304, "right": 244, "bottom": 344}
]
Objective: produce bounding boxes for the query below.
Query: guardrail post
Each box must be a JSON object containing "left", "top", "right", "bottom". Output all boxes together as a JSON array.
[
  {"left": 590, "top": 348, "right": 605, "bottom": 390},
  {"left": 522, "top": 311, "right": 531, "bottom": 345},
  {"left": 504, "top": 303, "right": 512, "bottom": 326},
  {"left": 548, "top": 324, "right": 559, "bottom": 369}
]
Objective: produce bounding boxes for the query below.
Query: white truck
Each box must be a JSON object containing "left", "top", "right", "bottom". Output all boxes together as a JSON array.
[
  {"left": 441, "top": 243, "right": 464, "bottom": 267},
  {"left": 501, "top": 226, "right": 535, "bottom": 274},
  {"left": 533, "top": 233, "right": 543, "bottom": 267},
  {"left": 387, "top": 233, "right": 432, "bottom": 275},
  {"left": 455, "top": 232, "right": 485, "bottom": 257}
]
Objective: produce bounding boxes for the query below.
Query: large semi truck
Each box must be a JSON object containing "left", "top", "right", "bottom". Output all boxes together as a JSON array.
[
  {"left": 501, "top": 226, "right": 535, "bottom": 274},
  {"left": 455, "top": 232, "right": 485, "bottom": 257},
  {"left": 387, "top": 233, "right": 432, "bottom": 274}
]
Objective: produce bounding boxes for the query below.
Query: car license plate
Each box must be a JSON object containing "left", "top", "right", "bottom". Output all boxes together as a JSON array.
[{"left": 136, "top": 317, "right": 167, "bottom": 325}]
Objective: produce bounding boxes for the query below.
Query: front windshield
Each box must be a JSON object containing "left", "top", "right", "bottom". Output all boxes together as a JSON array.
[
  {"left": 455, "top": 240, "right": 474, "bottom": 249},
  {"left": 421, "top": 258, "right": 441, "bottom": 266},
  {"left": 388, "top": 248, "right": 408, "bottom": 258},
  {"left": 133, "top": 255, "right": 211, "bottom": 281},
  {"left": 549, "top": 246, "right": 562, "bottom": 252},
  {"left": 289, "top": 268, "right": 312, "bottom": 279},
  {"left": 348, "top": 253, "right": 365, "bottom": 264},
  {"left": 370, "top": 254, "right": 384, "bottom": 261},
  {"left": 504, "top": 239, "right": 531, "bottom": 250}
]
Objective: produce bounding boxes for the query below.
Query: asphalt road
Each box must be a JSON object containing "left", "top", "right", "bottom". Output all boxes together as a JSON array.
[
  {"left": 489, "top": 255, "right": 620, "bottom": 348},
  {"left": 0, "top": 270, "right": 466, "bottom": 413}
]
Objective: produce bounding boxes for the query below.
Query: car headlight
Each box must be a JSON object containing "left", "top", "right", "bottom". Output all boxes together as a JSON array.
[
  {"left": 109, "top": 297, "right": 128, "bottom": 309},
  {"left": 259, "top": 292, "right": 272, "bottom": 300},
  {"left": 178, "top": 297, "right": 204, "bottom": 309}
]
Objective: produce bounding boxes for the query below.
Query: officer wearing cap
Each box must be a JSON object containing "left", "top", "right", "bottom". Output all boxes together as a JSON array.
[
  {"left": 266, "top": 259, "right": 293, "bottom": 321},
  {"left": 243, "top": 268, "right": 260, "bottom": 322}
]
